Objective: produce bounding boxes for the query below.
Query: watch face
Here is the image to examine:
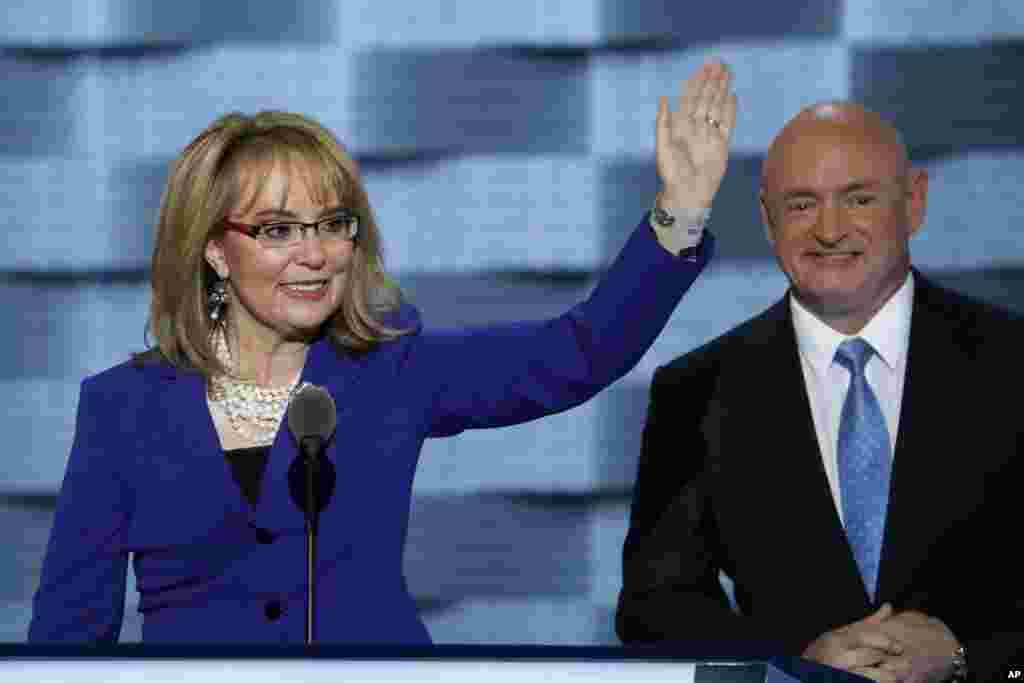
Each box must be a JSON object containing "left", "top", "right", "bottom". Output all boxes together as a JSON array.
[{"left": 653, "top": 207, "right": 676, "bottom": 227}]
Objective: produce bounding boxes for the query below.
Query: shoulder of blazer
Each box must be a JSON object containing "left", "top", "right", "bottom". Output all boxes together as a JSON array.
[
  {"left": 656, "top": 295, "right": 792, "bottom": 385},
  {"left": 378, "top": 299, "right": 423, "bottom": 335},
  {"left": 64, "top": 357, "right": 180, "bottom": 439},
  {"left": 321, "top": 300, "right": 425, "bottom": 367},
  {"left": 644, "top": 297, "right": 795, "bottom": 438},
  {"left": 912, "top": 270, "right": 1024, "bottom": 358},
  {"left": 86, "top": 350, "right": 194, "bottom": 396}
]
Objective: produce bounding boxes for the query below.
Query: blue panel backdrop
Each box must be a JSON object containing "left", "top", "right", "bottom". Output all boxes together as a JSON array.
[{"left": 1, "top": 0, "right": 1022, "bottom": 645}]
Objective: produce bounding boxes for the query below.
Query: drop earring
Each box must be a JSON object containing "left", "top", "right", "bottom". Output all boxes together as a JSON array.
[{"left": 208, "top": 278, "right": 229, "bottom": 323}]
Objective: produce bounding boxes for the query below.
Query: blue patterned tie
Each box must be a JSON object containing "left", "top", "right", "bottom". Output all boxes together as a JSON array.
[{"left": 835, "top": 338, "right": 892, "bottom": 600}]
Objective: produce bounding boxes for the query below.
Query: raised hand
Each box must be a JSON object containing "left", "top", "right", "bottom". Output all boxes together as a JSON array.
[{"left": 656, "top": 59, "right": 737, "bottom": 210}]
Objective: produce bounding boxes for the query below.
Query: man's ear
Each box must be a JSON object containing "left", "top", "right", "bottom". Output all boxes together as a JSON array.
[
  {"left": 204, "top": 239, "right": 229, "bottom": 279},
  {"left": 759, "top": 193, "right": 776, "bottom": 245},
  {"left": 905, "top": 168, "right": 929, "bottom": 238}
]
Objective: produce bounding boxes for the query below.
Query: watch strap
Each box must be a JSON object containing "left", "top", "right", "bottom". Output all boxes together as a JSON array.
[{"left": 951, "top": 645, "right": 969, "bottom": 682}]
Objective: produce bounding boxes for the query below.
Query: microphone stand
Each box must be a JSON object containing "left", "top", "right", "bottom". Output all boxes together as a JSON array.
[{"left": 299, "top": 436, "right": 322, "bottom": 645}]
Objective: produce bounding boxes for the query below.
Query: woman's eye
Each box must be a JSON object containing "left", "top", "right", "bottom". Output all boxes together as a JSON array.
[
  {"left": 262, "top": 224, "right": 294, "bottom": 240},
  {"left": 321, "top": 217, "right": 348, "bottom": 233}
]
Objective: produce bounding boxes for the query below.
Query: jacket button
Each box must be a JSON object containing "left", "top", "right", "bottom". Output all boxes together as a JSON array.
[
  {"left": 254, "top": 527, "right": 275, "bottom": 544},
  {"left": 264, "top": 600, "right": 283, "bottom": 621}
]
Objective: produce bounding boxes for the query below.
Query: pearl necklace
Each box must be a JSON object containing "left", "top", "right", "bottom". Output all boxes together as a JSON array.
[{"left": 207, "top": 331, "right": 306, "bottom": 447}]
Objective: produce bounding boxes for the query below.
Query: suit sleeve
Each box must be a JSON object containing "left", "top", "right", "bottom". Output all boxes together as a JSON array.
[
  {"left": 28, "top": 376, "right": 132, "bottom": 642},
  {"left": 909, "top": 313, "right": 1024, "bottom": 683},
  {"left": 418, "top": 219, "right": 713, "bottom": 438},
  {"left": 616, "top": 359, "right": 802, "bottom": 651},
  {"left": 926, "top": 497, "right": 1024, "bottom": 683},
  {"left": 933, "top": 449, "right": 1024, "bottom": 683}
]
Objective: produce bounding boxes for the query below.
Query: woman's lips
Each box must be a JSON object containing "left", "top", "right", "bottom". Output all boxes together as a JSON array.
[{"left": 280, "top": 280, "right": 329, "bottom": 300}]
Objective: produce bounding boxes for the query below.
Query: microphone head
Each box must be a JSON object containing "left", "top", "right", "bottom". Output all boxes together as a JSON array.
[{"left": 287, "top": 384, "right": 337, "bottom": 443}]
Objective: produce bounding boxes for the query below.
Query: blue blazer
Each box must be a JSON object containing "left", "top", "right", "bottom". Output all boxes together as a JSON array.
[{"left": 29, "top": 221, "right": 712, "bottom": 643}]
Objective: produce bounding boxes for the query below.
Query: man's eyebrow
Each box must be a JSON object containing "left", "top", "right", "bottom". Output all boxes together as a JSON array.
[
  {"left": 777, "top": 180, "right": 886, "bottom": 200},
  {"left": 840, "top": 180, "right": 883, "bottom": 193},
  {"left": 779, "top": 189, "right": 820, "bottom": 200}
]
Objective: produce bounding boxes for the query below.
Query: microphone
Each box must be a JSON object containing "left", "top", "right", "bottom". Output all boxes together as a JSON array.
[
  {"left": 287, "top": 384, "right": 337, "bottom": 461},
  {"left": 286, "top": 384, "right": 338, "bottom": 518},
  {"left": 285, "top": 384, "right": 338, "bottom": 645}
]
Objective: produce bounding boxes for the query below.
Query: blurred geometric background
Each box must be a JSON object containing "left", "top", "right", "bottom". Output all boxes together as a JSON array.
[{"left": 2, "top": 0, "right": 1023, "bottom": 644}]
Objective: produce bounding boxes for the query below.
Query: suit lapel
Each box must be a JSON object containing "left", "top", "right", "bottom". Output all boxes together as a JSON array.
[
  {"left": 145, "top": 367, "right": 250, "bottom": 529},
  {"left": 876, "top": 274, "right": 964, "bottom": 601},
  {"left": 718, "top": 297, "right": 870, "bottom": 614}
]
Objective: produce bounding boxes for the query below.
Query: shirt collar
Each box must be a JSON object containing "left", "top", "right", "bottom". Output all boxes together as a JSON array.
[{"left": 790, "top": 272, "right": 914, "bottom": 377}]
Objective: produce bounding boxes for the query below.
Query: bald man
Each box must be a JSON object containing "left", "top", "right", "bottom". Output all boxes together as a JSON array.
[{"left": 616, "top": 103, "right": 1023, "bottom": 682}]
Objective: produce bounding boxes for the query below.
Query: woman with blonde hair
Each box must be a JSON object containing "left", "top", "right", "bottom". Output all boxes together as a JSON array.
[{"left": 29, "top": 60, "right": 736, "bottom": 643}]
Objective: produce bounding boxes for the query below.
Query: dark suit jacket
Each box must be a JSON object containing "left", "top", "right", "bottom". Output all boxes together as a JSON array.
[{"left": 617, "top": 272, "right": 1024, "bottom": 682}]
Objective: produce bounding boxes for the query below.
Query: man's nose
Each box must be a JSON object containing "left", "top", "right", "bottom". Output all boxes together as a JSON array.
[{"left": 812, "top": 200, "right": 845, "bottom": 245}]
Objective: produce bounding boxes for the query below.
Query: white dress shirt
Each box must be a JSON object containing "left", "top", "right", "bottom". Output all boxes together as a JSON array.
[{"left": 789, "top": 273, "right": 913, "bottom": 524}]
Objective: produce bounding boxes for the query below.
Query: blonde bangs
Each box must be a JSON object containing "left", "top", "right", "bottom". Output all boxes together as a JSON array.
[{"left": 215, "top": 130, "right": 357, "bottom": 221}]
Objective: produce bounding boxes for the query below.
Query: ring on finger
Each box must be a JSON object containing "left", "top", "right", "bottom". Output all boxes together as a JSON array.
[{"left": 705, "top": 116, "right": 721, "bottom": 128}]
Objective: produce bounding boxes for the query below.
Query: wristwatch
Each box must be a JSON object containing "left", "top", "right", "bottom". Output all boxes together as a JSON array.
[
  {"left": 651, "top": 203, "right": 677, "bottom": 228},
  {"left": 651, "top": 193, "right": 710, "bottom": 231},
  {"left": 950, "top": 645, "right": 969, "bottom": 682},
  {"left": 649, "top": 193, "right": 710, "bottom": 259}
]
